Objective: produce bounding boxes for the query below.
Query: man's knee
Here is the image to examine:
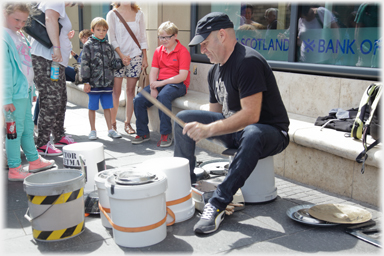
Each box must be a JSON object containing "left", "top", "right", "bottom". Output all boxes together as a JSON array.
[{"left": 176, "top": 110, "right": 192, "bottom": 122}]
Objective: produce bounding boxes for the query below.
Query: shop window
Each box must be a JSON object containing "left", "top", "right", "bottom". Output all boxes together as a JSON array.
[
  {"left": 191, "top": 3, "right": 291, "bottom": 62},
  {"left": 297, "top": 3, "right": 379, "bottom": 68},
  {"left": 191, "top": 2, "right": 380, "bottom": 79}
]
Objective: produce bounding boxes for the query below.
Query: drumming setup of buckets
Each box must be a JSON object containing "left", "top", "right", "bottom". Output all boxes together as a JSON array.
[
  {"left": 22, "top": 142, "right": 196, "bottom": 247},
  {"left": 22, "top": 141, "right": 377, "bottom": 248}
]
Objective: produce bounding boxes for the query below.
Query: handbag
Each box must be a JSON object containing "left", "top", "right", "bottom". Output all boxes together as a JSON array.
[
  {"left": 113, "top": 10, "right": 148, "bottom": 94},
  {"left": 137, "top": 68, "right": 149, "bottom": 93},
  {"left": 23, "top": 3, "right": 62, "bottom": 49}
]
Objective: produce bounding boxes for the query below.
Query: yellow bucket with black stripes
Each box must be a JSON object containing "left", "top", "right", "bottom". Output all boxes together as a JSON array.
[{"left": 23, "top": 169, "right": 86, "bottom": 242}]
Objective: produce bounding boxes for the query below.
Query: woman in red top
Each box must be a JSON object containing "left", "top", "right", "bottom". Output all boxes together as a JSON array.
[{"left": 133, "top": 21, "right": 191, "bottom": 147}]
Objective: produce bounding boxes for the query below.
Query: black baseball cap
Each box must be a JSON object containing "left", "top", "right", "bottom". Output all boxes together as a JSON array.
[{"left": 189, "top": 12, "right": 234, "bottom": 46}]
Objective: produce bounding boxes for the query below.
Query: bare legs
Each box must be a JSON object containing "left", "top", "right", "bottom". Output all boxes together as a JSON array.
[
  {"left": 125, "top": 77, "right": 138, "bottom": 124},
  {"left": 111, "top": 77, "right": 123, "bottom": 129},
  {"left": 88, "top": 109, "right": 112, "bottom": 132},
  {"left": 104, "top": 109, "right": 112, "bottom": 130},
  {"left": 111, "top": 76, "right": 138, "bottom": 134}
]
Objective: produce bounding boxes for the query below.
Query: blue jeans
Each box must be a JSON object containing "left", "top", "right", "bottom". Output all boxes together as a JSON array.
[
  {"left": 65, "top": 66, "right": 76, "bottom": 82},
  {"left": 174, "top": 110, "right": 289, "bottom": 210},
  {"left": 133, "top": 82, "right": 186, "bottom": 136}
]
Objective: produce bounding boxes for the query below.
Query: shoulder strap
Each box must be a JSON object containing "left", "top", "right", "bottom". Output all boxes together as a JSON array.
[
  {"left": 113, "top": 9, "right": 141, "bottom": 50},
  {"left": 365, "top": 84, "right": 382, "bottom": 126}
]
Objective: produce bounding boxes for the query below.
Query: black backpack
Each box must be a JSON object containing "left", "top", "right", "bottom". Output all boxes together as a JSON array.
[{"left": 351, "top": 83, "right": 382, "bottom": 173}]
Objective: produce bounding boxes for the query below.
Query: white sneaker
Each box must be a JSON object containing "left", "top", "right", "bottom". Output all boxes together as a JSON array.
[
  {"left": 89, "top": 130, "right": 97, "bottom": 140},
  {"left": 108, "top": 130, "right": 122, "bottom": 139},
  {"left": 194, "top": 203, "right": 225, "bottom": 234}
]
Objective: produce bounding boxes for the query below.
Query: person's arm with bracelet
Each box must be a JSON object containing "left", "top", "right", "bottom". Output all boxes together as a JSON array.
[{"left": 45, "top": 9, "right": 62, "bottom": 62}]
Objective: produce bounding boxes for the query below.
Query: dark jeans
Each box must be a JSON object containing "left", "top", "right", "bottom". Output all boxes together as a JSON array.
[
  {"left": 65, "top": 66, "right": 76, "bottom": 82},
  {"left": 174, "top": 110, "right": 289, "bottom": 210},
  {"left": 133, "top": 82, "right": 186, "bottom": 136}
]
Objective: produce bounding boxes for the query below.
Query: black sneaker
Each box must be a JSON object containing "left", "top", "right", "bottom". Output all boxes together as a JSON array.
[{"left": 194, "top": 203, "right": 225, "bottom": 234}]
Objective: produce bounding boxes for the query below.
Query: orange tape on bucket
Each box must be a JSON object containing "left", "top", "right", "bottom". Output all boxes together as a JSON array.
[{"left": 99, "top": 203, "right": 167, "bottom": 232}]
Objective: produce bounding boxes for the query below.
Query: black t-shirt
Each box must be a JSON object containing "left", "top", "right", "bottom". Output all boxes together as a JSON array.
[{"left": 208, "top": 43, "right": 289, "bottom": 132}]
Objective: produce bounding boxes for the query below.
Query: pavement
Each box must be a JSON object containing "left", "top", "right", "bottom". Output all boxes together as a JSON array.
[{"left": 2, "top": 101, "right": 382, "bottom": 255}]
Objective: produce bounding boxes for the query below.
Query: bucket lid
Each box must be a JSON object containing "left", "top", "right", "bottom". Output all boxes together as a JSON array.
[
  {"left": 95, "top": 170, "right": 122, "bottom": 189},
  {"left": 115, "top": 171, "right": 157, "bottom": 185},
  {"left": 97, "top": 170, "right": 118, "bottom": 180}
]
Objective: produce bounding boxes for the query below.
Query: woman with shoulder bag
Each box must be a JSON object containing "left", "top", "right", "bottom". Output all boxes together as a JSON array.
[{"left": 106, "top": 2, "right": 148, "bottom": 135}]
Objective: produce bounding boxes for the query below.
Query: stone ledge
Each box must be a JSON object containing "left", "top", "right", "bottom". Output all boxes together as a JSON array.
[
  {"left": 173, "top": 92, "right": 381, "bottom": 169},
  {"left": 288, "top": 113, "right": 381, "bottom": 168},
  {"left": 172, "top": 90, "right": 210, "bottom": 111}
]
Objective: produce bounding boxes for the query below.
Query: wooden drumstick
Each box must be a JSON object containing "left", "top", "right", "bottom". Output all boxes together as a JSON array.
[{"left": 139, "top": 89, "right": 186, "bottom": 128}]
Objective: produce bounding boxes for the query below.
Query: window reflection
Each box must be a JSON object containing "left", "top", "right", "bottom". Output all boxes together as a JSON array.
[
  {"left": 236, "top": 3, "right": 291, "bottom": 61},
  {"left": 194, "top": 2, "right": 380, "bottom": 68},
  {"left": 297, "top": 3, "right": 379, "bottom": 68}
]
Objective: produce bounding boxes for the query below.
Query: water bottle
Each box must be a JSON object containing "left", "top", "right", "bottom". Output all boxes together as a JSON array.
[
  {"left": 50, "top": 61, "right": 60, "bottom": 81},
  {"left": 5, "top": 111, "right": 17, "bottom": 140}
]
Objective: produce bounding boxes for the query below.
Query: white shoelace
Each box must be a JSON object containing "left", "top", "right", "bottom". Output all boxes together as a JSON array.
[
  {"left": 43, "top": 141, "right": 57, "bottom": 155},
  {"left": 201, "top": 204, "right": 216, "bottom": 220},
  {"left": 63, "top": 135, "right": 75, "bottom": 143}
]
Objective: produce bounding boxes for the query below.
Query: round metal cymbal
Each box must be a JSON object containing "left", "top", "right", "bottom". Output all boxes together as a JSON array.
[{"left": 308, "top": 204, "right": 372, "bottom": 224}]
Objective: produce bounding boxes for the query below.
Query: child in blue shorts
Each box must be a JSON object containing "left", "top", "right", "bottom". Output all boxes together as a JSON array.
[{"left": 81, "top": 17, "right": 128, "bottom": 140}]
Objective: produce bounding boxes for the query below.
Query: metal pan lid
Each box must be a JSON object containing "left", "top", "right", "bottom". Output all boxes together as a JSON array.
[
  {"left": 97, "top": 170, "right": 118, "bottom": 180},
  {"left": 115, "top": 171, "right": 157, "bottom": 185},
  {"left": 199, "top": 159, "right": 230, "bottom": 175},
  {"left": 286, "top": 204, "right": 339, "bottom": 227},
  {"left": 293, "top": 208, "right": 329, "bottom": 225}
]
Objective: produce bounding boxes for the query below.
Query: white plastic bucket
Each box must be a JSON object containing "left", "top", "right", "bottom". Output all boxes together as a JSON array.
[
  {"left": 94, "top": 169, "right": 122, "bottom": 228},
  {"left": 141, "top": 157, "right": 195, "bottom": 224},
  {"left": 63, "top": 142, "right": 105, "bottom": 193},
  {"left": 23, "top": 169, "right": 86, "bottom": 241},
  {"left": 104, "top": 171, "right": 167, "bottom": 248},
  {"left": 240, "top": 156, "right": 277, "bottom": 203}
]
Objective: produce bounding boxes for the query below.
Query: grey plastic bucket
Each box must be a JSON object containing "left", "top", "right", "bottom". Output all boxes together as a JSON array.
[{"left": 23, "top": 169, "right": 86, "bottom": 242}]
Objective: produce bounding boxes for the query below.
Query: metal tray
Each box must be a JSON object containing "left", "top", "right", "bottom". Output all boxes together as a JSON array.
[
  {"left": 115, "top": 171, "right": 157, "bottom": 185},
  {"left": 286, "top": 204, "right": 339, "bottom": 227},
  {"left": 199, "top": 159, "right": 230, "bottom": 175}
]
